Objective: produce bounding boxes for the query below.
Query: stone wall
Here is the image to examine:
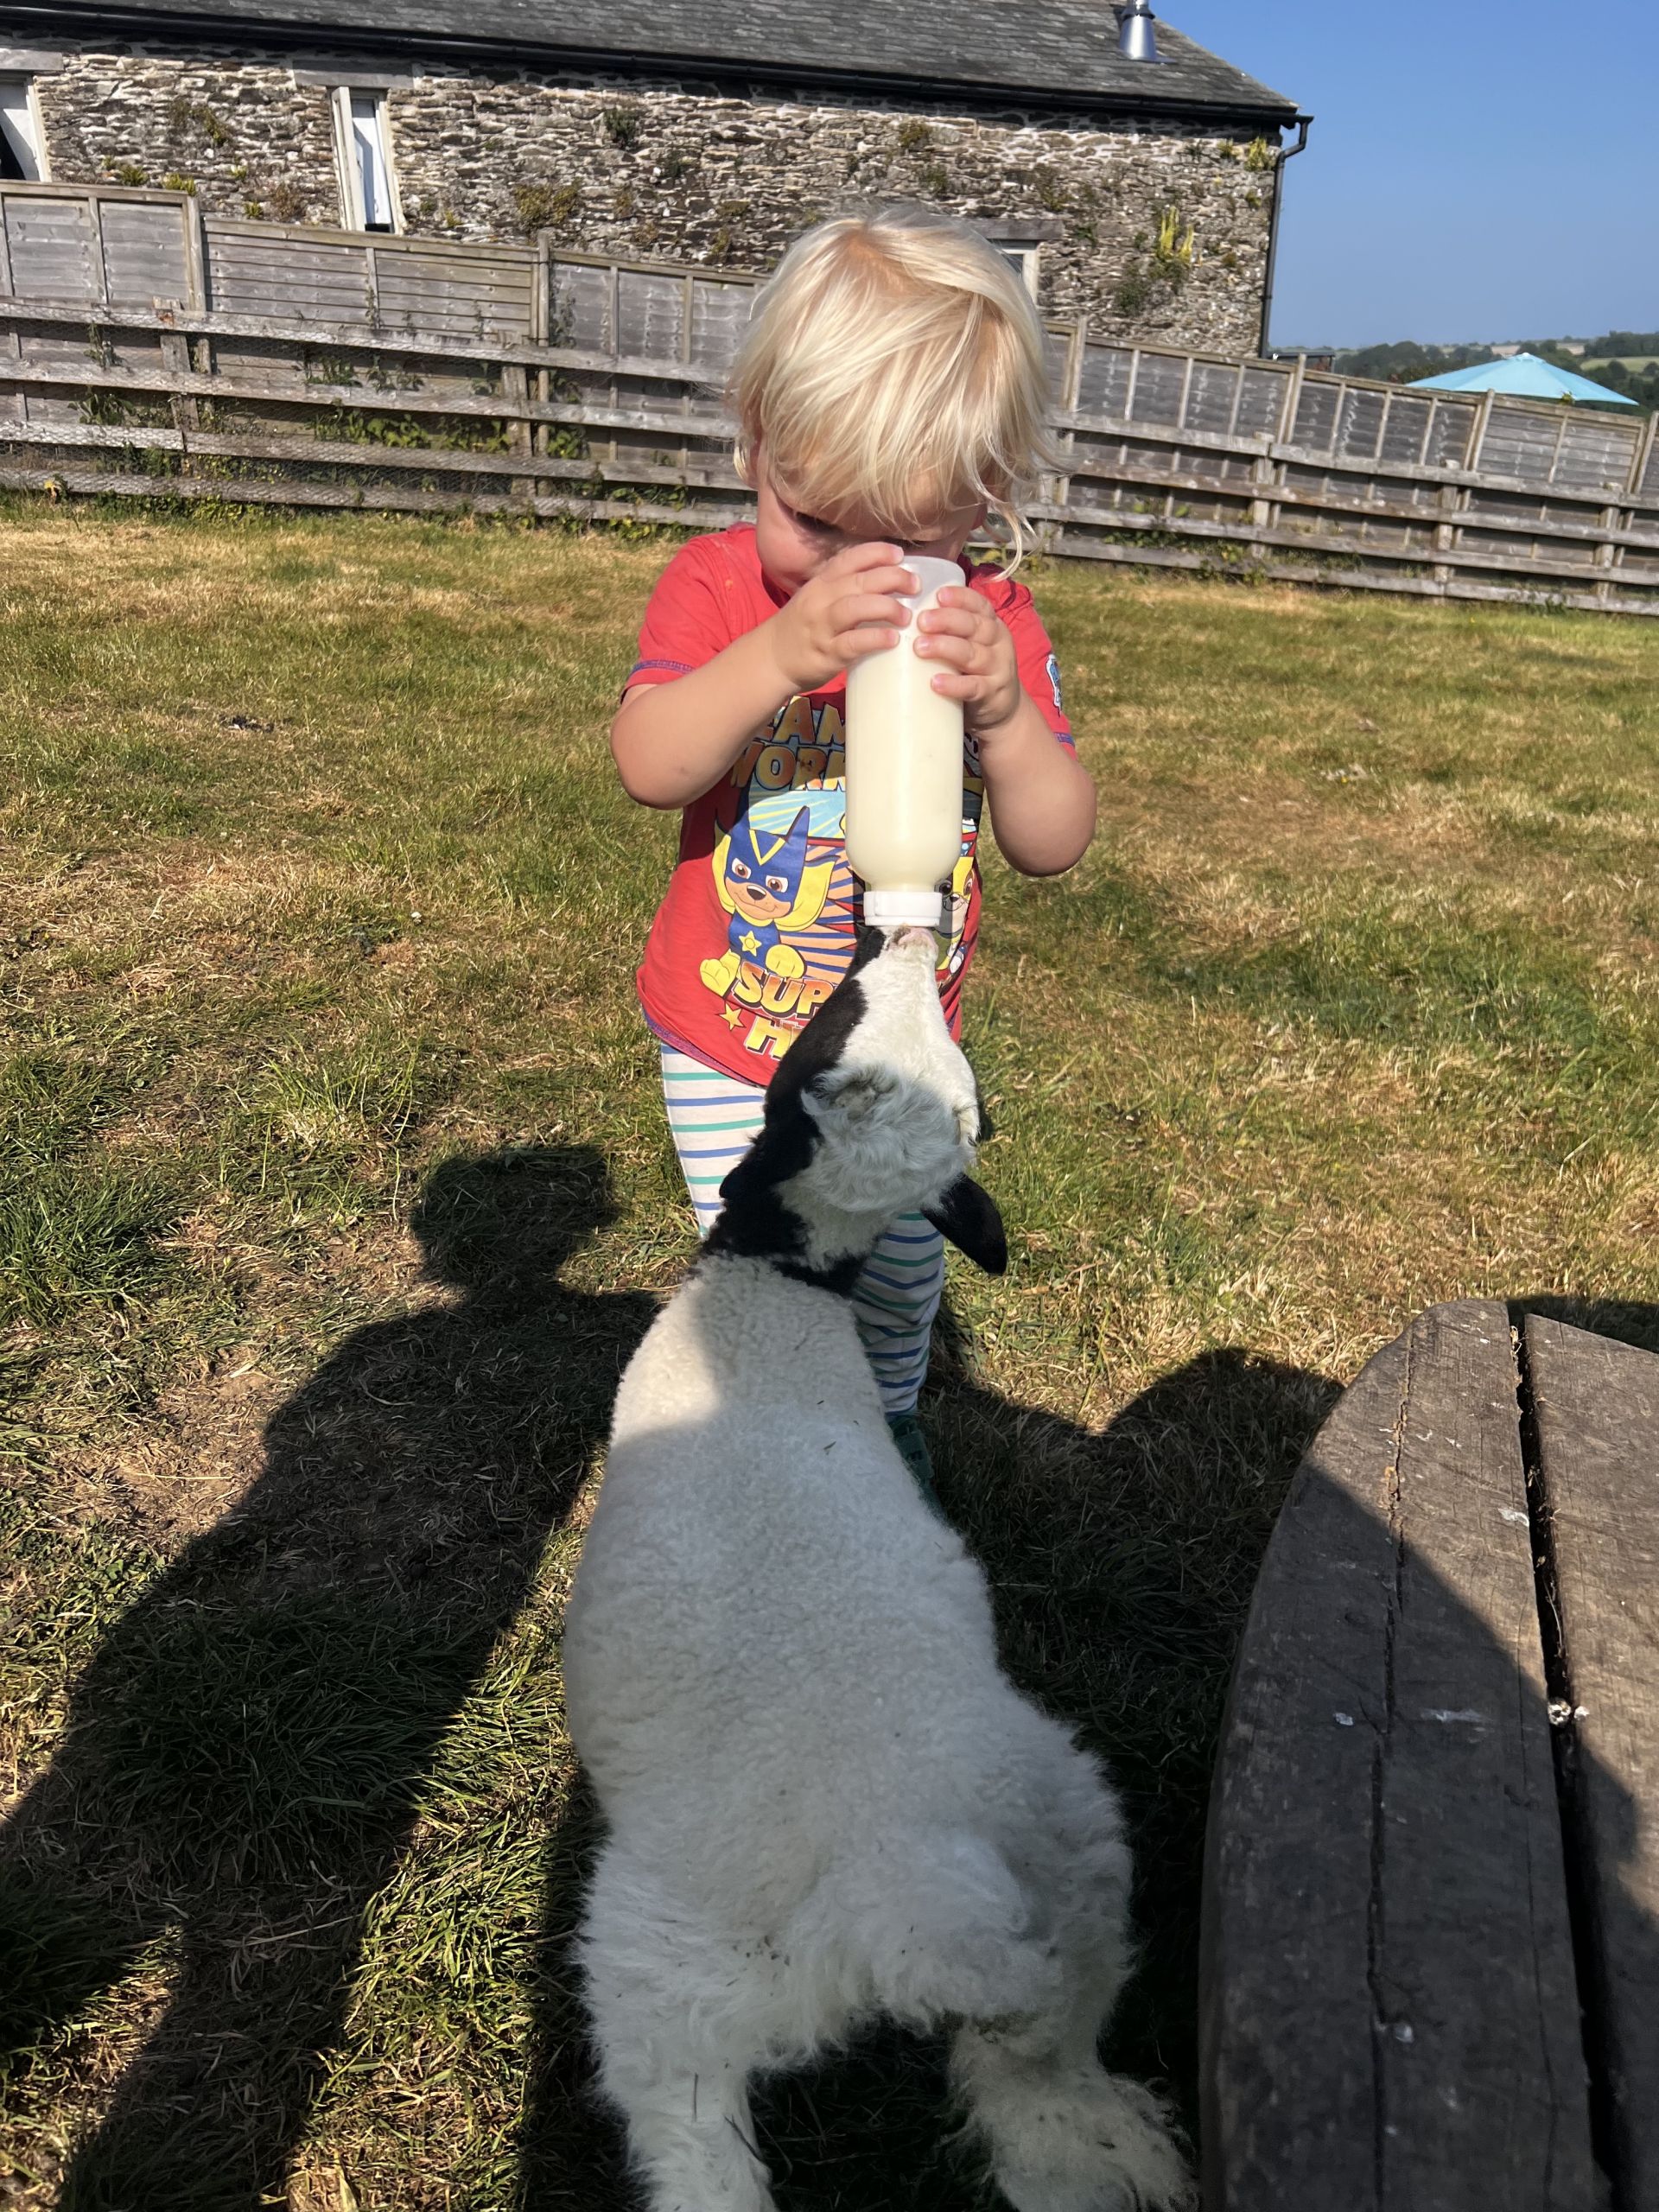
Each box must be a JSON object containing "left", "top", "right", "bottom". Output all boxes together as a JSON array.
[
  {"left": 35, "top": 48, "right": 341, "bottom": 228},
  {"left": 32, "top": 42, "right": 1283, "bottom": 354}
]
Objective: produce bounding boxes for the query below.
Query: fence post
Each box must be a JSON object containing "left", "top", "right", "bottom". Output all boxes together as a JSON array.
[
  {"left": 1433, "top": 481, "right": 1461, "bottom": 593},
  {"left": 1595, "top": 500, "right": 1620, "bottom": 604},
  {"left": 1626, "top": 410, "right": 1658, "bottom": 500},
  {"left": 156, "top": 303, "right": 198, "bottom": 446},
  {"left": 183, "top": 193, "right": 208, "bottom": 312},
  {"left": 531, "top": 240, "right": 550, "bottom": 347},
  {"left": 530, "top": 237, "right": 552, "bottom": 505},
  {"left": 1466, "top": 388, "right": 1497, "bottom": 474},
  {"left": 1544, "top": 405, "right": 1572, "bottom": 488},
  {"left": 84, "top": 188, "right": 111, "bottom": 309},
  {"left": 1274, "top": 353, "right": 1306, "bottom": 449},
  {"left": 1123, "top": 346, "right": 1143, "bottom": 422},
  {"left": 1049, "top": 320, "right": 1083, "bottom": 543},
  {"left": 499, "top": 355, "right": 533, "bottom": 506},
  {"left": 1249, "top": 454, "right": 1275, "bottom": 533}
]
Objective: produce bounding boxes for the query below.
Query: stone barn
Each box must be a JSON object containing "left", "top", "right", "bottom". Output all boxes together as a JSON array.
[{"left": 2, "top": 0, "right": 1307, "bottom": 355}]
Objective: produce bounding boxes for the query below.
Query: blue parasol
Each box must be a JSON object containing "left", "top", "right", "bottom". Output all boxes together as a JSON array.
[{"left": 1409, "top": 352, "right": 1638, "bottom": 406}]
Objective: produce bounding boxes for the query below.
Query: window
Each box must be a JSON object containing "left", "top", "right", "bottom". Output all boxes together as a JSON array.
[
  {"left": 332, "top": 86, "right": 399, "bottom": 232},
  {"left": 970, "top": 222, "right": 1058, "bottom": 302},
  {"left": 995, "top": 242, "right": 1042, "bottom": 300},
  {"left": 0, "top": 79, "right": 45, "bottom": 181}
]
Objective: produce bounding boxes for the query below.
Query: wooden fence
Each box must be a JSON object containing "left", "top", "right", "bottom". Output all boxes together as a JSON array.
[{"left": 3, "top": 180, "right": 1657, "bottom": 615}]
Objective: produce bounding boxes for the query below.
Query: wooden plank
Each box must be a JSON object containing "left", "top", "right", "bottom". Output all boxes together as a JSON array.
[
  {"left": 1204, "top": 1300, "right": 1598, "bottom": 2211},
  {"left": 1041, "top": 496, "right": 1641, "bottom": 589},
  {"left": 1523, "top": 1314, "right": 1659, "bottom": 2210},
  {"left": 1555, "top": 412, "right": 1647, "bottom": 497},
  {"left": 0, "top": 357, "right": 728, "bottom": 442},
  {"left": 0, "top": 181, "right": 194, "bottom": 211},
  {"left": 1058, "top": 453, "right": 1659, "bottom": 551},
  {"left": 1628, "top": 412, "right": 1659, "bottom": 498},
  {"left": 105, "top": 307, "right": 717, "bottom": 394},
  {"left": 184, "top": 194, "right": 208, "bottom": 313},
  {"left": 84, "top": 192, "right": 112, "bottom": 310},
  {"left": 3, "top": 199, "right": 100, "bottom": 304},
  {"left": 1039, "top": 536, "right": 1659, "bottom": 613},
  {"left": 200, "top": 209, "right": 536, "bottom": 267},
  {"left": 1200, "top": 1331, "right": 1405, "bottom": 2210},
  {"left": 0, "top": 454, "right": 751, "bottom": 530},
  {"left": 94, "top": 198, "right": 189, "bottom": 308},
  {"left": 0, "top": 429, "right": 740, "bottom": 494}
]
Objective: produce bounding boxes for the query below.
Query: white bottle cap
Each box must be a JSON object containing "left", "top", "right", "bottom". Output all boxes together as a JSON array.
[{"left": 862, "top": 887, "right": 944, "bottom": 931}]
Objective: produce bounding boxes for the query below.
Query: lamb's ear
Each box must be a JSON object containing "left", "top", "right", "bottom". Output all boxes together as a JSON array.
[{"left": 924, "top": 1175, "right": 1007, "bottom": 1274}]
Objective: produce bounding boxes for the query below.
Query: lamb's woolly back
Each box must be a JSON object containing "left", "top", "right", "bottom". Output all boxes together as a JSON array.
[
  {"left": 706, "top": 925, "right": 1006, "bottom": 1290},
  {"left": 563, "top": 925, "right": 1192, "bottom": 2212}
]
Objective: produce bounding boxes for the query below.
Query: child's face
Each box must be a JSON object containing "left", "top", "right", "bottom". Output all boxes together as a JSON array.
[{"left": 753, "top": 459, "right": 983, "bottom": 597}]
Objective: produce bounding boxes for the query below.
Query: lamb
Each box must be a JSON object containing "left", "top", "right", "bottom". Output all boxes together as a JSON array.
[{"left": 561, "top": 925, "right": 1192, "bottom": 2212}]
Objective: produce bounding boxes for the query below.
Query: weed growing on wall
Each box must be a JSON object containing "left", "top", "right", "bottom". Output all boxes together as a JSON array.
[
  {"left": 168, "top": 96, "right": 232, "bottom": 149},
  {"left": 513, "top": 181, "right": 581, "bottom": 234},
  {"left": 1153, "top": 205, "right": 1197, "bottom": 279}
]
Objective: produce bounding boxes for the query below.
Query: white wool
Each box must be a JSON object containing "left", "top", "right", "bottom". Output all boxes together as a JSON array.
[{"left": 561, "top": 935, "right": 1192, "bottom": 2211}]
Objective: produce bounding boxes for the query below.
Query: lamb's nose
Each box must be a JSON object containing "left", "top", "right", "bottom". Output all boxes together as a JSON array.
[{"left": 889, "top": 925, "right": 938, "bottom": 955}]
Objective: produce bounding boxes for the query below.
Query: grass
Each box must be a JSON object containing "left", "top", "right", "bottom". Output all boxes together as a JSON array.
[{"left": 3, "top": 497, "right": 1658, "bottom": 2208}]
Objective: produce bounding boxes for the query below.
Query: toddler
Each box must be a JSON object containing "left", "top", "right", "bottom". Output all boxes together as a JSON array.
[{"left": 612, "top": 206, "right": 1096, "bottom": 1491}]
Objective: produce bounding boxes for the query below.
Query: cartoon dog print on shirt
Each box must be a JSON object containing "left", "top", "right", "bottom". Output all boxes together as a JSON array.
[{"left": 701, "top": 799, "right": 836, "bottom": 997}]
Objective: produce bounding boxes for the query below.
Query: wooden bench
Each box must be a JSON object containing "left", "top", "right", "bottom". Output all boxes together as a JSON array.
[{"left": 1201, "top": 1299, "right": 1659, "bottom": 2210}]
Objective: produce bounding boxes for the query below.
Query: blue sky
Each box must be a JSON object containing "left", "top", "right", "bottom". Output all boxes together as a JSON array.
[{"left": 1167, "top": 0, "right": 1659, "bottom": 347}]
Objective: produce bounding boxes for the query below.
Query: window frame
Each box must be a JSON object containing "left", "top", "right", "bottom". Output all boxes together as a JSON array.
[
  {"left": 970, "top": 218, "right": 1062, "bottom": 303},
  {"left": 0, "top": 75, "right": 49, "bottom": 181},
  {"left": 330, "top": 83, "right": 402, "bottom": 234},
  {"left": 995, "top": 241, "right": 1042, "bottom": 300}
]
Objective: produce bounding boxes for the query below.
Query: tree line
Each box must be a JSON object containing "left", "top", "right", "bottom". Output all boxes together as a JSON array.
[{"left": 1332, "top": 332, "right": 1659, "bottom": 415}]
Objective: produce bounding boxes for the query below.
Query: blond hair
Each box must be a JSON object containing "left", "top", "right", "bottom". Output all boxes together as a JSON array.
[{"left": 730, "top": 206, "right": 1053, "bottom": 563}]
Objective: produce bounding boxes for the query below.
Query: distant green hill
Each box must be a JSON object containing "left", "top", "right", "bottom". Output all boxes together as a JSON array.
[{"left": 1328, "top": 331, "right": 1659, "bottom": 414}]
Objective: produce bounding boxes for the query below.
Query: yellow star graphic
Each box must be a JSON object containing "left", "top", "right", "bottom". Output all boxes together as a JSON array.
[
  {"left": 738, "top": 930, "right": 762, "bottom": 956},
  {"left": 721, "top": 1002, "right": 741, "bottom": 1028}
]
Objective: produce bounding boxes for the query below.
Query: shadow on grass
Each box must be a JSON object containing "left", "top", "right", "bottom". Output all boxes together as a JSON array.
[
  {"left": 0, "top": 1145, "right": 653, "bottom": 2212},
  {"left": 520, "top": 1315, "right": 1342, "bottom": 2209},
  {"left": 2, "top": 1133, "right": 1355, "bottom": 2211}
]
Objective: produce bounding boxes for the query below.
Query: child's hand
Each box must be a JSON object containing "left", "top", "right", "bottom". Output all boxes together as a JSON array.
[
  {"left": 915, "top": 587, "right": 1023, "bottom": 735},
  {"left": 765, "top": 542, "right": 918, "bottom": 695}
]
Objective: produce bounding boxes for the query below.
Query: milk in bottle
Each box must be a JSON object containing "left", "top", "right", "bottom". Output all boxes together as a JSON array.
[{"left": 843, "top": 555, "right": 965, "bottom": 931}]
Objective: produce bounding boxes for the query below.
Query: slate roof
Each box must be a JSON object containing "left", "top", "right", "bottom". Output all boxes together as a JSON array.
[{"left": 13, "top": 0, "right": 1306, "bottom": 124}]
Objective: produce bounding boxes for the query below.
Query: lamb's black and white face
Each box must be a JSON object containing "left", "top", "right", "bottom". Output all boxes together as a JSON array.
[{"left": 707, "top": 928, "right": 1006, "bottom": 1288}]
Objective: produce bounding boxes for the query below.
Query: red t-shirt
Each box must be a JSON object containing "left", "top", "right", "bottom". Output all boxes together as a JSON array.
[{"left": 628, "top": 524, "right": 1072, "bottom": 1084}]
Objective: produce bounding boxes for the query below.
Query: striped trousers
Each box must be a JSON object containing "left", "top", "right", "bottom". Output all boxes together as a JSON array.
[{"left": 659, "top": 1046, "right": 944, "bottom": 1415}]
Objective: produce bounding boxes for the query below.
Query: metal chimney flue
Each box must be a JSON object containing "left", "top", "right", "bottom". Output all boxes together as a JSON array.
[{"left": 1117, "top": 0, "right": 1161, "bottom": 62}]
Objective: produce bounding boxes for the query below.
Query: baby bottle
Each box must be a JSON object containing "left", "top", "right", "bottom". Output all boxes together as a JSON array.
[{"left": 844, "top": 555, "right": 965, "bottom": 931}]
